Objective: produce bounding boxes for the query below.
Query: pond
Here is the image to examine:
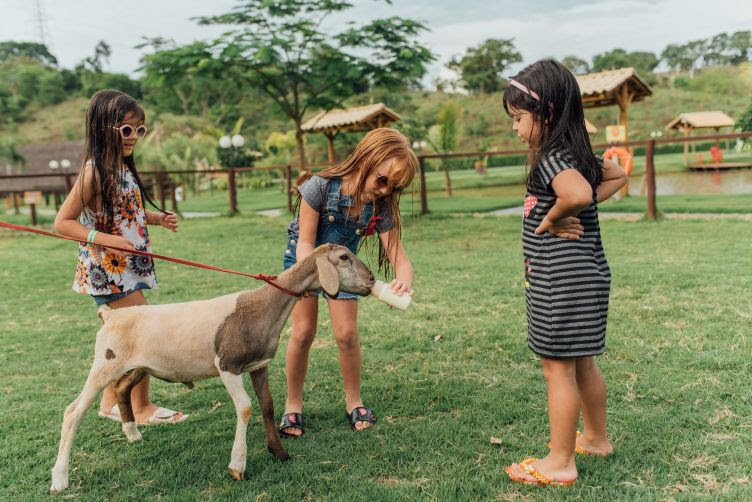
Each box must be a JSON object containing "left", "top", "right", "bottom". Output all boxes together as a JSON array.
[{"left": 627, "top": 169, "right": 752, "bottom": 196}]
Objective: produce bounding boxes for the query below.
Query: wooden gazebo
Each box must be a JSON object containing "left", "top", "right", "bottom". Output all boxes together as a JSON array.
[
  {"left": 665, "top": 111, "right": 735, "bottom": 165},
  {"left": 576, "top": 67, "right": 652, "bottom": 140},
  {"left": 301, "top": 103, "right": 401, "bottom": 162},
  {"left": 1, "top": 141, "right": 84, "bottom": 195}
]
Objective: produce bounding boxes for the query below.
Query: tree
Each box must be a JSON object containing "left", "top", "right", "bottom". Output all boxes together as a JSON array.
[
  {"left": 728, "top": 30, "right": 751, "bottom": 65},
  {"left": 447, "top": 39, "right": 522, "bottom": 94},
  {"left": 739, "top": 98, "right": 752, "bottom": 132},
  {"left": 592, "top": 49, "right": 657, "bottom": 76},
  {"left": 196, "top": 0, "right": 434, "bottom": 169},
  {"left": 561, "top": 55, "right": 590, "bottom": 75},
  {"left": 0, "top": 41, "right": 57, "bottom": 66},
  {"left": 705, "top": 33, "right": 730, "bottom": 66},
  {"left": 139, "top": 39, "right": 247, "bottom": 124},
  {"left": 660, "top": 40, "right": 705, "bottom": 78},
  {"left": 79, "top": 40, "right": 111, "bottom": 73},
  {"left": 427, "top": 102, "right": 461, "bottom": 196}
]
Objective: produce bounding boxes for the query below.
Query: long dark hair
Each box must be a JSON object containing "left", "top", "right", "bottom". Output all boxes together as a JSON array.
[
  {"left": 81, "top": 89, "right": 163, "bottom": 230},
  {"left": 503, "top": 59, "right": 602, "bottom": 192}
]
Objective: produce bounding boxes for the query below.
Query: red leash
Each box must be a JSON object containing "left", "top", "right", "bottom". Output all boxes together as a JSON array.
[{"left": 0, "top": 220, "right": 301, "bottom": 298}]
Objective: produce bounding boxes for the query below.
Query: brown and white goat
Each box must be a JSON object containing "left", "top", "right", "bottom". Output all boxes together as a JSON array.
[{"left": 50, "top": 244, "right": 375, "bottom": 493}]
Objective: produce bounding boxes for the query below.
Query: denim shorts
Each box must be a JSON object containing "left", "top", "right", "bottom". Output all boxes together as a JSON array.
[
  {"left": 91, "top": 283, "right": 150, "bottom": 306},
  {"left": 283, "top": 236, "right": 359, "bottom": 301}
]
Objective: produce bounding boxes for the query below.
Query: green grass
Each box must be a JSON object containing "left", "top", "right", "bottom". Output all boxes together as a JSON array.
[
  {"left": 1, "top": 215, "right": 751, "bottom": 500},
  {"left": 600, "top": 193, "right": 752, "bottom": 214}
]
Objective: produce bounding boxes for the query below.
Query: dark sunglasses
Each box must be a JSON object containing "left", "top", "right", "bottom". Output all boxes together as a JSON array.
[
  {"left": 375, "top": 174, "right": 403, "bottom": 193},
  {"left": 112, "top": 124, "right": 148, "bottom": 139}
]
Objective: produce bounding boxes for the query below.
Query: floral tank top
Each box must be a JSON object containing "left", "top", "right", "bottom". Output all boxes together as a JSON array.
[{"left": 73, "top": 166, "right": 158, "bottom": 296}]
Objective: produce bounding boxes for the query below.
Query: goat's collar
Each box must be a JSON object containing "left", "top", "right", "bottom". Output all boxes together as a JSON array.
[{"left": 255, "top": 274, "right": 302, "bottom": 298}]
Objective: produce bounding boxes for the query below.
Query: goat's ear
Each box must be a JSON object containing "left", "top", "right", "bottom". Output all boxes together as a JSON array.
[{"left": 315, "top": 255, "right": 339, "bottom": 297}]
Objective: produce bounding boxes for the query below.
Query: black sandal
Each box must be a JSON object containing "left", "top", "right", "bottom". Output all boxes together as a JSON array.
[
  {"left": 346, "top": 407, "right": 377, "bottom": 430},
  {"left": 278, "top": 412, "right": 304, "bottom": 438}
]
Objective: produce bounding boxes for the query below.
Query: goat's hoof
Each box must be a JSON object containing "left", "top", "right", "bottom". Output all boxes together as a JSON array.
[
  {"left": 122, "top": 422, "right": 142, "bottom": 442},
  {"left": 228, "top": 467, "right": 245, "bottom": 481},
  {"left": 50, "top": 473, "right": 69, "bottom": 494},
  {"left": 269, "top": 446, "right": 290, "bottom": 461}
]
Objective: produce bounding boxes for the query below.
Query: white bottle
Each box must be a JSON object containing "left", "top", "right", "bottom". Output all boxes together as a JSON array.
[{"left": 370, "top": 280, "right": 412, "bottom": 310}]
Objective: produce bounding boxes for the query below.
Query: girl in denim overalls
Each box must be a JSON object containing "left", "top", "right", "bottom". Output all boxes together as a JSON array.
[{"left": 279, "top": 128, "right": 416, "bottom": 437}]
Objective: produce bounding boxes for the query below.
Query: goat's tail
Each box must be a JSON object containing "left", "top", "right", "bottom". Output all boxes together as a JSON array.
[{"left": 97, "top": 304, "right": 112, "bottom": 324}]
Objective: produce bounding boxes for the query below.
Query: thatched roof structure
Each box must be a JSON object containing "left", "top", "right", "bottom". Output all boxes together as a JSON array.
[
  {"left": 1, "top": 141, "right": 83, "bottom": 194},
  {"left": 301, "top": 103, "right": 401, "bottom": 162},
  {"left": 575, "top": 67, "right": 652, "bottom": 140},
  {"left": 665, "top": 111, "right": 735, "bottom": 130}
]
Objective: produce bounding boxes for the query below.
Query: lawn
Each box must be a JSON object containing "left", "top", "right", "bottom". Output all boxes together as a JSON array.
[{"left": 1, "top": 214, "right": 750, "bottom": 500}]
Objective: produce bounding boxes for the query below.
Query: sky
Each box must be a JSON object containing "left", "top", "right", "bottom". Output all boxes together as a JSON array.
[{"left": 1, "top": 0, "right": 751, "bottom": 83}]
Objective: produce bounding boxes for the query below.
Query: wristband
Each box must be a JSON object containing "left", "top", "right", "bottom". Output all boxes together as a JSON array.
[{"left": 87, "top": 229, "right": 98, "bottom": 243}]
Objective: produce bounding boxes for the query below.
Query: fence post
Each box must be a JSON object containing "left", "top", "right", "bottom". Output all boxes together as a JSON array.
[
  {"left": 419, "top": 156, "right": 428, "bottom": 215},
  {"left": 286, "top": 165, "right": 293, "bottom": 213},
  {"left": 645, "top": 139, "right": 657, "bottom": 220},
  {"left": 227, "top": 168, "right": 238, "bottom": 214},
  {"left": 158, "top": 173, "right": 167, "bottom": 209},
  {"left": 30, "top": 203, "right": 37, "bottom": 226}
]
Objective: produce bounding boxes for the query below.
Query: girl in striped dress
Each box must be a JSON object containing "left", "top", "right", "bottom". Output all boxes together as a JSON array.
[{"left": 501, "top": 60, "right": 627, "bottom": 487}]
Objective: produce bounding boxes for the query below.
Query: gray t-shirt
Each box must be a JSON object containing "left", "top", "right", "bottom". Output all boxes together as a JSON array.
[{"left": 293, "top": 175, "right": 394, "bottom": 234}]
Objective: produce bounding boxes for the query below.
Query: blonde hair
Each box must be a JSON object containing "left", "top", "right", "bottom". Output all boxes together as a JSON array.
[{"left": 297, "top": 127, "right": 417, "bottom": 275}]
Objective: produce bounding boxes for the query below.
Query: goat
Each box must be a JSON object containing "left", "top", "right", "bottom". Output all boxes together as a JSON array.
[{"left": 50, "top": 244, "right": 375, "bottom": 493}]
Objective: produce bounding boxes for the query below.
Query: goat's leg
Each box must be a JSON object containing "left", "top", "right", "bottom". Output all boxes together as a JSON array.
[
  {"left": 250, "top": 367, "right": 289, "bottom": 461},
  {"left": 50, "top": 362, "right": 121, "bottom": 493},
  {"left": 219, "top": 369, "right": 252, "bottom": 481},
  {"left": 114, "top": 369, "right": 147, "bottom": 442}
]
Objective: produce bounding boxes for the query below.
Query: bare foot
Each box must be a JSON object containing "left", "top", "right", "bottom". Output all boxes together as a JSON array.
[
  {"left": 577, "top": 433, "right": 614, "bottom": 457},
  {"left": 506, "top": 456, "right": 577, "bottom": 486}
]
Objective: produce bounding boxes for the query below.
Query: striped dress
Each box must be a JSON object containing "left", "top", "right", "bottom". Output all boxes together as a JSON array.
[{"left": 522, "top": 150, "right": 611, "bottom": 358}]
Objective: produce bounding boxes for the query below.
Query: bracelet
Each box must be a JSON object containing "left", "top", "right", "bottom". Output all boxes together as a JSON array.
[{"left": 87, "top": 229, "right": 98, "bottom": 243}]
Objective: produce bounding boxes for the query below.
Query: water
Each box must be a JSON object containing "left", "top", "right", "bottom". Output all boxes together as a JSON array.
[{"left": 628, "top": 169, "right": 752, "bottom": 196}]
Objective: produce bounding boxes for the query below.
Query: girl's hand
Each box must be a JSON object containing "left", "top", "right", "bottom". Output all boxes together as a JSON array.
[
  {"left": 100, "top": 235, "right": 136, "bottom": 256},
  {"left": 389, "top": 278, "right": 414, "bottom": 297},
  {"left": 535, "top": 216, "right": 584, "bottom": 240},
  {"left": 159, "top": 212, "right": 179, "bottom": 232}
]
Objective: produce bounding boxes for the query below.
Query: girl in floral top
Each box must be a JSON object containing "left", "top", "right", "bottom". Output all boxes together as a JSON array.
[{"left": 55, "top": 89, "right": 187, "bottom": 425}]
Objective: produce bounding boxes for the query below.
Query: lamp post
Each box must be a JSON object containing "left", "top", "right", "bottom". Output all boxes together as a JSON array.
[{"left": 218, "top": 134, "right": 245, "bottom": 214}]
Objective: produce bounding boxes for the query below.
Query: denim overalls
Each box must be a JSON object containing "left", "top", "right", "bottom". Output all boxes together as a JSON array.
[{"left": 283, "top": 177, "right": 374, "bottom": 300}]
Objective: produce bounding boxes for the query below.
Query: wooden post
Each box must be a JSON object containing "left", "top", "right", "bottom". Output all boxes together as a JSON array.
[
  {"left": 54, "top": 192, "right": 61, "bottom": 211},
  {"left": 158, "top": 173, "right": 167, "bottom": 209},
  {"left": 13, "top": 193, "right": 19, "bottom": 214},
  {"left": 645, "top": 139, "right": 657, "bottom": 220},
  {"left": 419, "top": 156, "right": 428, "bottom": 215},
  {"left": 227, "top": 168, "right": 238, "bottom": 214},
  {"left": 325, "top": 132, "right": 335, "bottom": 163},
  {"left": 64, "top": 173, "right": 73, "bottom": 192},
  {"left": 682, "top": 125, "right": 689, "bottom": 166},
  {"left": 170, "top": 182, "right": 179, "bottom": 215},
  {"left": 30, "top": 203, "right": 37, "bottom": 226},
  {"left": 286, "top": 165, "right": 293, "bottom": 213}
]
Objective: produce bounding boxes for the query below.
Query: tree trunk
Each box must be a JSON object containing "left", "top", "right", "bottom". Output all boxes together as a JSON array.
[
  {"left": 295, "top": 124, "right": 307, "bottom": 170},
  {"left": 443, "top": 164, "right": 453, "bottom": 197}
]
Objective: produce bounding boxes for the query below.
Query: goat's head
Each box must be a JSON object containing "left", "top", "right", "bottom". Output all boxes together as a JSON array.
[{"left": 313, "top": 244, "right": 375, "bottom": 298}]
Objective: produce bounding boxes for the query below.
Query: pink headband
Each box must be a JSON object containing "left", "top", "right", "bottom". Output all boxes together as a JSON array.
[{"left": 508, "top": 78, "right": 540, "bottom": 101}]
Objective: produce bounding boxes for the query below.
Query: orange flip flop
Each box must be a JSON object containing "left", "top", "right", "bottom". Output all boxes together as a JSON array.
[{"left": 505, "top": 458, "right": 576, "bottom": 487}]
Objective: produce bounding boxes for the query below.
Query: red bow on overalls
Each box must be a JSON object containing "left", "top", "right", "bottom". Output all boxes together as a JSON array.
[{"left": 365, "top": 216, "right": 382, "bottom": 236}]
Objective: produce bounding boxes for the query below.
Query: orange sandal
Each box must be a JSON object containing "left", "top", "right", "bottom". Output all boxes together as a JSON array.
[{"left": 505, "top": 458, "right": 576, "bottom": 487}]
